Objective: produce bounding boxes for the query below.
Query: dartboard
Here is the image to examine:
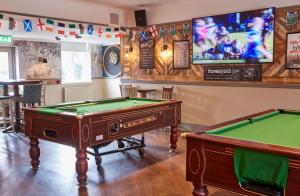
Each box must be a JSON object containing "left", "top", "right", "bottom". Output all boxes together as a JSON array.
[{"left": 103, "top": 45, "right": 121, "bottom": 77}]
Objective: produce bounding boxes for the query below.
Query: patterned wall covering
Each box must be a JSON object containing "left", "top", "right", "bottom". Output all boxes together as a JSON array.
[
  {"left": 14, "top": 40, "right": 61, "bottom": 79},
  {"left": 121, "top": 5, "right": 300, "bottom": 84},
  {"left": 90, "top": 43, "right": 104, "bottom": 79}
]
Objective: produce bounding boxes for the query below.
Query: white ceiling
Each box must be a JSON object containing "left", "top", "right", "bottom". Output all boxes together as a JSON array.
[{"left": 74, "top": 0, "right": 185, "bottom": 9}]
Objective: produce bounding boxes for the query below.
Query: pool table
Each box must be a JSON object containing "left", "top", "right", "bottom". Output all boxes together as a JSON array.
[
  {"left": 23, "top": 97, "right": 181, "bottom": 190},
  {"left": 186, "top": 109, "right": 300, "bottom": 196}
]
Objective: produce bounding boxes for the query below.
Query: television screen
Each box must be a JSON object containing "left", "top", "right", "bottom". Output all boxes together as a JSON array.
[{"left": 192, "top": 7, "right": 275, "bottom": 64}]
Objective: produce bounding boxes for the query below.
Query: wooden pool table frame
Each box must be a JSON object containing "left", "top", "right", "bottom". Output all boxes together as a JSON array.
[
  {"left": 23, "top": 97, "right": 181, "bottom": 191},
  {"left": 186, "top": 109, "right": 300, "bottom": 196}
]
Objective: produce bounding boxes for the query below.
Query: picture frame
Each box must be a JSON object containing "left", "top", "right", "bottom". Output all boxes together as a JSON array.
[
  {"left": 286, "top": 32, "right": 300, "bottom": 69},
  {"left": 173, "top": 40, "right": 190, "bottom": 69}
]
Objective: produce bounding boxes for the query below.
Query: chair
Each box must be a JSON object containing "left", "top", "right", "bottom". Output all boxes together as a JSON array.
[
  {"left": 0, "top": 96, "right": 14, "bottom": 133},
  {"left": 162, "top": 86, "right": 173, "bottom": 99},
  {"left": 119, "top": 84, "right": 137, "bottom": 98},
  {"left": 11, "top": 84, "right": 42, "bottom": 132}
]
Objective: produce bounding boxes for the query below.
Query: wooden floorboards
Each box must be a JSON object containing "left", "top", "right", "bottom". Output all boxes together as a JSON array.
[{"left": 0, "top": 130, "right": 238, "bottom": 196}]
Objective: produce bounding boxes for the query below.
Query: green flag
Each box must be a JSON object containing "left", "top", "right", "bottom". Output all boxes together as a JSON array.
[{"left": 105, "top": 27, "right": 111, "bottom": 32}]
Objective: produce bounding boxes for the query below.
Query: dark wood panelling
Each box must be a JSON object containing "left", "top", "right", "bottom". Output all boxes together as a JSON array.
[{"left": 121, "top": 5, "right": 300, "bottom": 85}]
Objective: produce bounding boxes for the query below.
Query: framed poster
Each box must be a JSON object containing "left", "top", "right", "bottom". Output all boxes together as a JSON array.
[
  {"left": 139, "top": 39, "right": 154, "bottom": 69},
  {"left": 173, "top": 40, "right": 189, "bottom": 69},
  {"left": 286, "top": 32, "right": 300, "bottom": 68}
]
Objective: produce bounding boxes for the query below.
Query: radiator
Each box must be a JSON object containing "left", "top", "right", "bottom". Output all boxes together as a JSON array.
[{"left": 63, "top": 86, "right": 94, "bottom": 102}]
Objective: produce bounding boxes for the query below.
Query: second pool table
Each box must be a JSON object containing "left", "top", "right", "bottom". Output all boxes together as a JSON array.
[
  {"left": 186, "top": 109, "right": 300, "bottom": 196},
  {"left": 24, "top": 97, "right": 181, "bottom": 190}
]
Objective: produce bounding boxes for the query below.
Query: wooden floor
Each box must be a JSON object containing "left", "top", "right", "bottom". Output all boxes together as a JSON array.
[{"left": 0, "top": 129, "right": 238, "bottom": 196}]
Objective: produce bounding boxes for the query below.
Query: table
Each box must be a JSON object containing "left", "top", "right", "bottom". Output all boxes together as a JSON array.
[
  {"left": 186, "top": 109, "right": 300, "bottom": 196},
  {"left": 137, "top": 89, "right": 156, "bottom": 98},
  {"left": 0, "top": 79, "right": 41, "bottom": 132},
  {"left": 24, "top": 97, "right": 181, "bottom": 191}
]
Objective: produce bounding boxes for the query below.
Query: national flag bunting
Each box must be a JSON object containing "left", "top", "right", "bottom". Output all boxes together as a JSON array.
[
  {"left": 0, "top": 14, "right": 3, "bottom": 28},
  {"left": 46, "top": 19, "right": 54, "bottom": 32},
  {"left": 115, "top": 27, "right": 125, "bottom": 38},
  {"left": 129, "top": 31, "right": 136, "bottom": 41},
  {"left": 148, "top": 25, "right": 158, "bottom": 38},
  {"left": 57, "top": 22, "right": 65, "bottom": 35},
  {"left": 9, "top": 17, "right": 16, "bottom": 30},
  {"left": 106, "top": 34, "right": 112, "bottom": 38},
  {"left": 23, "top": 19, "right": 33, "bottom": 32},
  {"left": 170, "top": 25, "right": 176, "bottom": 36},
  {"left": 87, "top": 24, "right": 93, "bottom": 35},
  {"left": 97, "top": 27, "right": 102, "bottom": 37},
  {"left": 159, "top": 28, "right": 165, "bottom": 38},
  {"left": 37, "top": 18, "right": 45, "bottom": 31},
  {"left": 69, "top": 24, "right": 76, "bottom": 36},
  {"left": 79, "top": 24, "right": 84, "bottom": 34},
  {"left": 140, "top": 31, "right": 148, "bottom": 42}
]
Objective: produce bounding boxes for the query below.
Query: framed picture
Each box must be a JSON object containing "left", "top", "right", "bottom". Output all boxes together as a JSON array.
[
  {"left": 173, "top": 40, "right": 189, "bottom": 69},
  {"left": 286, "top": 32, "right": 300, "bottom": 69}
]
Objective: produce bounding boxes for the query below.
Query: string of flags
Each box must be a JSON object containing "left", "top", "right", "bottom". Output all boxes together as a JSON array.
[
  {"left": 0, "top": 12, "right": 126, "bottom": 39},
  {"left": 136, "top": 23, "right": 190, "bottom": 42}
]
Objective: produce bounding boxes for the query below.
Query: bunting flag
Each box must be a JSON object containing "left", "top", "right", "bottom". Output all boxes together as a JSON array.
[
  {"left": 0, "top": 14, "right": 3, "bottom": 28},
  {"left": 9, "top": 17, "right": 16, "bottom": 30},
  {"left": 170, "top": 25, "right": 177, "bottom": 36},
  {"left": 69, "top": 24, "right": 76, "bottom": 35},
  {"left": 159, "top": 27, "right": 165, "bottom": 38},
  {"left": 37, "top": 18, "right": 45, "bottom": 31},
  {"left": 148, "top": 25, "right": 158, "bottom": 38},
  {"left": 23, "top": 19, "right": 33, "bottom": 32},
  {"left": 106, "top": 34, "right": 112, "bottom": 38},
  {"left": 79, "top": 24, "right": 84, "bottom": 34},
  {"left": 87, "top": 24, "right": 93, "bottom": 35},
  {"left": 97, "top": 27, "right": 102, "bottom": 37},
  {"left": 183, "top": 23, "right": 190, "bottom": 35},
  {"left": 129, "top": 30, "right": 136, "bottom": 41},
  {"left": 46, "top": 19, "right": 54, "bottom": 32},
  {"left": 115, "top": 27, "right": 126, "bottom": 38},
  {"left": 57, "top": 22, "right": 65, "bottom": 35},
  {"left": 140, "top": 31, "right": 148, "bottom": 42}
]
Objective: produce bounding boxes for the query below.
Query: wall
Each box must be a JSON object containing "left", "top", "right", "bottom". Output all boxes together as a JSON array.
[
  {"left": 146, "top": 0, "right": 300, "bottom": 25},
  {"left": 121, "top": 82, "right": 300, "bottom": 125},
  {"left": 0, "top": 0, "right": 129, "bottom": 26},
  {"left": 122, "top": 3, "right": 300, "bottom": 125}
]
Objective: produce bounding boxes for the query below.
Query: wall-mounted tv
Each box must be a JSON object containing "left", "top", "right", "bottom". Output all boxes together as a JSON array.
[{"left": 192, "top": 7, "right": 275, "bottom": 64}]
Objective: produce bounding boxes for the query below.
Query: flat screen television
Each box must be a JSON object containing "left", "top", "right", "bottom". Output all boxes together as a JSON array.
[{"left": 192, "top": 7, "right": 275, "bottom": 64}]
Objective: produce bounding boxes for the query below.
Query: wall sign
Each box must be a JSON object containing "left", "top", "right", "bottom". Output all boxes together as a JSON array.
[
  {"left": 286, "top": 32, "right": 300, "bottom": 68},
  {"left": 173, "top": 40, "right": 189, "bottom": 69},
  {"left": 139, "top": 39, "right": 154, "bottom": 69},
  {"left": 204, "top": 65, "right": 262, "bottom": 81},
  {"left": 0, "top": 35, "right": 12, "bottom": 44}
]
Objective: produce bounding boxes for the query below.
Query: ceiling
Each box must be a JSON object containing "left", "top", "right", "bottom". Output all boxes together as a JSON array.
[{"left": 74, "top": 0, "right": 185, "bottom": 9}]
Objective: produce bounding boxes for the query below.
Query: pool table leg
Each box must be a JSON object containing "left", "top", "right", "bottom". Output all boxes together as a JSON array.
[
  {"left": 29, "top": 137, "right": 40, "bottom": 170},
  {"left": 192, "top": 183, "right": 208, "bottom": 196},
  {"left": 76, "top": 148, "right": 88, "bottom": 191},
  {"left": 169, "top": 125, "right": 178, "bottom": 152}
]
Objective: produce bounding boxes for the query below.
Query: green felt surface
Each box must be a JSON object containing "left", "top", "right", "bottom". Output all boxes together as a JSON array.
[
  {"left": 209, "top": 111, "right": 300, "bottom": 149},
  {"left": 234, "top": 148, "right": 288, "bottom": 189},
  {"left": 38, "top": 98, "right": 165, "bottom": 115}
]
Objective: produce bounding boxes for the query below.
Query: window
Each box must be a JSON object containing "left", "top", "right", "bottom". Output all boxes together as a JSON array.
[
  {"left": 0, "top": 47, "right": 14, "bottom": 80},
  {"left": 61, "top": 42, "right": 91, "bottom": 84}
]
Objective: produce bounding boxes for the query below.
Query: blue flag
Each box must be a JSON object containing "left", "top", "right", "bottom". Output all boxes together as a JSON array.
[
  {"left": 23, "top": 19, "right": 32, "bottom": 32},
  {"left": 140, "top": 31, "right": 147, "bottom": 42},
  {"left": 87, "top": 24, "right": 93, "bottom": 35}
]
